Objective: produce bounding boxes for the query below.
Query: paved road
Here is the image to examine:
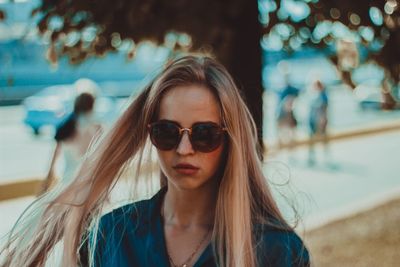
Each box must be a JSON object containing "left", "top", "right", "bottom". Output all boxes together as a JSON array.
[{"left": 0, "top": 106, "right": 53, "bottom": 182}]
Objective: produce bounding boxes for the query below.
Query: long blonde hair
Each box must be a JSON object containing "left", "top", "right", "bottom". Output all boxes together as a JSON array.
[{"left": 0, "top": 55, "right": 288, "bottom": 267}]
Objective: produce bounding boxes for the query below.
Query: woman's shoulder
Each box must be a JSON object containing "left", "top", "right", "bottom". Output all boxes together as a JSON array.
[
  {"left": 256, "top": 224, "right": 310, "bottom": 267},
  {"left": 259, "top": 225, "right": 308, "bottom": 252},
  {"left": 100, "top": 199, "right": 153, "bottom": 226},
  {"left": 102, "top": 202, "right": 137, "bottom": 217},
  {"left": 100, "top": 189, "right": 164, "bottom": 227}
]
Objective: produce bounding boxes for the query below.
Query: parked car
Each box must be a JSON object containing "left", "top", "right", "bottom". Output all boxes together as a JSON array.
[
  {"left": 354, "top": 82, "right": 400, "bottom": 110},
  {"left": 23, "top": 80, "right": 117, "bottom": 135},
  {"left": 353, "top": 83, "right": 383, "bottom": 110}
]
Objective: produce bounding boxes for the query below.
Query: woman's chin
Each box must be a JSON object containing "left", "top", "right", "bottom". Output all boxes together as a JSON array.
[{"left": 168, "top": 176, "right": 213, "bottom": 191}]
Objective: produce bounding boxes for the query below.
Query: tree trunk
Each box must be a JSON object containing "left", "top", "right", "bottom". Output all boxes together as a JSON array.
[
  {"left": 217, "top": 0, "right": 264, "bottom": 159},
  {"left": 381, "top": 76, "right": 397, "bottom": 110}
]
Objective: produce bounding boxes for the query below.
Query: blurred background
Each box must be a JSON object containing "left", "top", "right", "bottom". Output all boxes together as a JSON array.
[{"left": 0, "top": 0, "right": 399, "bottom": 266}]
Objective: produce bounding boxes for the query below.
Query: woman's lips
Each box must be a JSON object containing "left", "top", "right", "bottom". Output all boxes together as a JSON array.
[{"left": 173, "top": 163, "right": 199, "bottom": 175}]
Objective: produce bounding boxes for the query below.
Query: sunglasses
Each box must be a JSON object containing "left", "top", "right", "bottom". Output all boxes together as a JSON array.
[{"left": 147, "top": 120, "right": 227, "bottom": 152}]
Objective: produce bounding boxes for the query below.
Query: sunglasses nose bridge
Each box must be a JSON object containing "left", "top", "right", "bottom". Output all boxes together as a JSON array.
[
  {"left": 177, "top": 127, "right": 192, "bottom": 144},
  {"left": 178, "top": 127, "right": 192, "bottom": 136},
  {"left": 176, "top": 127, "right": 195, "bottom": 154}
]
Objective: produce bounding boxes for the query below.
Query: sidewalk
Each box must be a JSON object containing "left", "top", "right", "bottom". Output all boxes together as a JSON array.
[
  {"left": 0, "top": 196, "right": 35, "bottom": 242},
  {"left": 265, "top": 129, "right": 400, "bottom": 230}
]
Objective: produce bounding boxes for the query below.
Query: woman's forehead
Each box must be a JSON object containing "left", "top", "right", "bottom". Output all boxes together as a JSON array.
[{"left": 158, "top": 84, "right": 221, "bottom": 125}]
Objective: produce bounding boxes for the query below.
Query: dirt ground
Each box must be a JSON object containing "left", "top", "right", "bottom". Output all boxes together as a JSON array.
[{"left": 304, "top": 197, "right": 400, "bottom": 267}]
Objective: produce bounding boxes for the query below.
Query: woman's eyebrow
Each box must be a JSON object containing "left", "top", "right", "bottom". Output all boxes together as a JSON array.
[
  {"left": 158, "top": 119, "right": 200, "bottom": 128},
  {"left": 157, "top": 119, "right": 220, "bottom": 127},
  {"left": 158, "top": 119, "right": 180, "bottom": 125},
  {"left": 192, "top": 120, "right": 220, "bottom": 125}
]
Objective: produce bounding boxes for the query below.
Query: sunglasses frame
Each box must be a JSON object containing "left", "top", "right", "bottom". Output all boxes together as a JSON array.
[{"left": 147, "top": 120, "right": 227, "bottom": 152}]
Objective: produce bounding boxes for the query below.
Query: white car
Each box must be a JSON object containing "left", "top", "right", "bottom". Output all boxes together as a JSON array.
[
  {"left": 353, "top": 83, "right": 383, "bottom": 110},
  {"left": 23, "top": 81, "right": 116, "bottom": 134}
]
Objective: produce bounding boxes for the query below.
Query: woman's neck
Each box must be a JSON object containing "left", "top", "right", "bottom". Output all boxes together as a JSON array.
[{"left": 162, "top": 185, "right": 217, "bottom": 229}]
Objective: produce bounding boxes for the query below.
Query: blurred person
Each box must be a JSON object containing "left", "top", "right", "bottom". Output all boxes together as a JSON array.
[
  {"left": 276, "top": 74, "right": 300, "bottom": 154},
  {"left": 308, "top": 79, "right": 329, "bottom": 166},
  {"left": 1, "top": 56, "right": 309, "bottom": 267},
  {"left": 39, "top": 91, "right": 101, "bottom": 194}
]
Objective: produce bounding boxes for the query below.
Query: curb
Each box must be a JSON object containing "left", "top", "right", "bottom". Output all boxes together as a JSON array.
[
  {"left": 302, "top": 186, "right": 400, "bottom": 232},
  {"left": 0, "top": 179, "right": 42, "bottom": 201},
  {"left": 1, "top": 121, "right": 400, "bottom": 201}
]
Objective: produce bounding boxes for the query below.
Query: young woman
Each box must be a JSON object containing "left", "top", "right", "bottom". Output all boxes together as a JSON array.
[
  {"left": 1, "top": 55, "right": 309, "bottom": 267},
  {"left": 39, "top": 91, "right": 101, "bottom": 195}
]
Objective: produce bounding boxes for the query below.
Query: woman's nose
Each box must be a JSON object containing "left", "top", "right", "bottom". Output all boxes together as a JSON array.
[{"left": 176, "top": 131, "right": 195, "bottom": 155}]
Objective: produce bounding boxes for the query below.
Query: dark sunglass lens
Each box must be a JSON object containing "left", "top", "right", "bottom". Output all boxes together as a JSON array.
[
  {"left": 150, "top": 122, "right": 180, "bottom": 150},
  {"left": 192, "top": 124, "right": 223, "bottom": 152}
]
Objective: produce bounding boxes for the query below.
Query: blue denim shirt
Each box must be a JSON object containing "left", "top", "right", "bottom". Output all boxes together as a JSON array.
[{"left": 88, "top": 188, "right": 310, "bottom": 267}]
